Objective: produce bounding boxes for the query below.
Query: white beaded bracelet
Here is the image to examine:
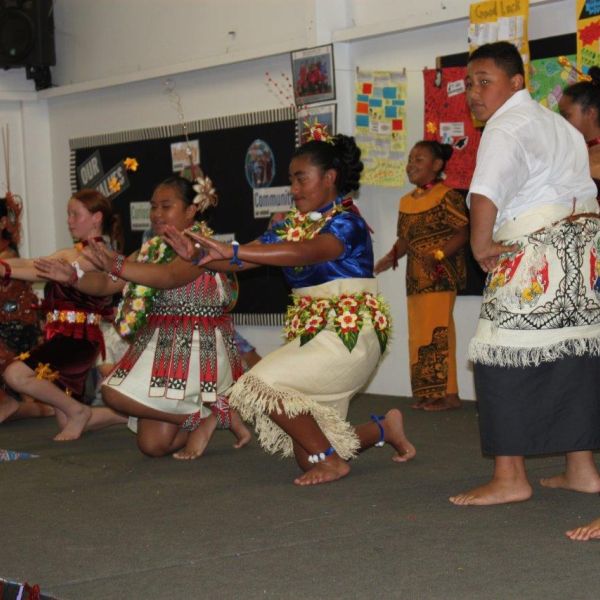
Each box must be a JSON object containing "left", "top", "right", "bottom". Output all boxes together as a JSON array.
[{"left": 307, "top": 446, "right": 335, "bottom": 464}]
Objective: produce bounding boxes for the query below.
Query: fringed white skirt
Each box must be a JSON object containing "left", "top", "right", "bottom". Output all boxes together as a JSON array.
[{"left": 229, "top": 278, "right": 384, "bottom": 460}]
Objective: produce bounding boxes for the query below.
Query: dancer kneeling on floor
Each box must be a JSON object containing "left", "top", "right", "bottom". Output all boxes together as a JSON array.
[
  {"left": 0, "top": 189, "right": 126, "bottom": 440},
  {"left": 37, "top": 175, "right": 250, "bottom": 459},
  {"left": 165, "top": 133, "right": 416, "bottom": 485}
]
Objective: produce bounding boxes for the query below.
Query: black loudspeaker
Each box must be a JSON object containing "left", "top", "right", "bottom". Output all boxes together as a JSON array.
[{"left": 0, "top": 0, "right": 55, "bottom": 89}]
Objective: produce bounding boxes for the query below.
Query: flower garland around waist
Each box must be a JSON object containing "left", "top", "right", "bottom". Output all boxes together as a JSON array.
[
  {"left": 284, "top": 291, "right": 391, "bottom": 354},
  {"left": 115, "top": 221, "right": 212, "bottom": 339},
  {"left": 44, "top": 308, "right": 106, "bottom": 358}
]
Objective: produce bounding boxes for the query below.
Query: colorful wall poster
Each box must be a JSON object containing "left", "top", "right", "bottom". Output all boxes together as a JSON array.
[
  {"left": 423, "top": 67, "right": 482, "bottom": 190},
  {"left": 530, "top": 54, "right": 578, "bottom": 112},
  {"left": 577, "top": 1, "right": 600, "bottom": 74},
  {"left": 468, "top": 1, "right": 530, "bottom": 86},
  {"left": 354, "top": 69, "right": 407, "bottom": 187}
]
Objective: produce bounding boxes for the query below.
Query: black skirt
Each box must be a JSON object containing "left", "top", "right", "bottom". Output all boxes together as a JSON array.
[{"left": 474, "top": 354, "right": 600, "bottom": 456}]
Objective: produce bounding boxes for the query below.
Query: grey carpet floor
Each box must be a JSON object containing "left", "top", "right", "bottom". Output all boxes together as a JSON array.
[{"left": 1, "top": 395, "right": 599, "bottom": 600}]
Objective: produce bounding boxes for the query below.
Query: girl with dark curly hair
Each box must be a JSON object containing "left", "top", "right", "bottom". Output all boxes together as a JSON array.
[{"left": 166, "top": 134, "right": 416, "bottom": 485}]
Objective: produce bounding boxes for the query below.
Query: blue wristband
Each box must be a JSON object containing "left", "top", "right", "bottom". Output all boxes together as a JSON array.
[
  {"left": 230, "top": 241, "right": 242, "bottom": 267},
  {"left": 191, "top": 246, "right": 206, "bottom": 266}
]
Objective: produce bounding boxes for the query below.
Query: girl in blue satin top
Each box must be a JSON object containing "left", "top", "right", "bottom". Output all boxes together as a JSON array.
[
  {"left": 169, "top": 134, "right": 415, "bottom": 487},
  {"left": 260, "top": 206, "right": 374, "bottom": 288}
]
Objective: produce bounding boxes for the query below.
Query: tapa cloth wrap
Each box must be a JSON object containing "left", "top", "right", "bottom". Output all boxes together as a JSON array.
[
  {"left": 468, "top": 197, "right": 600, "bottom": 367},
  {"left": 229, "top": 278, "right": 385, "bottom": 460}
]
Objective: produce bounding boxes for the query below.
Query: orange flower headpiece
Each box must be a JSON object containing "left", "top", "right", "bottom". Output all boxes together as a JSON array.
[{"left": 557, "top": 56, "right": 593, "bottom": 83}]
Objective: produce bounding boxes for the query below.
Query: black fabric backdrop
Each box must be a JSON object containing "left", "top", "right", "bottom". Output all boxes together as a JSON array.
[{"left": 70, "top": 109, "right": 296, "bottom": 325}]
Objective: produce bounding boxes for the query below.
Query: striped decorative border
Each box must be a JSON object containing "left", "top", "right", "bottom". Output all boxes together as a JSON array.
[
  {"left": 69, "top": 106, "right": 297, "bottom": 150},
  {"left": 233, "top": 313, "right": 284, "bottom": 327},
  {"left": 69, "top": 149, "right": 77, "bottom": 193}
]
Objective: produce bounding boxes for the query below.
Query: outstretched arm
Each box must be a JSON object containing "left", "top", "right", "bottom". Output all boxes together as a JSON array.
[
  {"left": 374, "top": 238, "right": 409, "bottom": 274},
  {"left": 185, "top": 229, "right": 344, "bottom": 270},
  {"left": 162, "top": 226, "right": 263, "bottom": 272},
  {"left": 34, "top": 257, "right": 126, "bottom": 296},
  {"left": 0, "top": 247, "right": 78, "bottom": 282},
  {"left": 82, "top": 238, "right": 207, "bottom": 289}
]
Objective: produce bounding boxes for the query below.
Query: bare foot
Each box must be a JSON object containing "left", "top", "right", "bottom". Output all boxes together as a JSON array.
[
  {"left": 540, "top": 472, "right": 600, "bottom": 494},
  {"left": 54, "top": 405, "right": 92, "bottom": 441},
  {"left": 173, "top": 415, "right": 217, "bottom": 460},
  {"left": 229, "top": 409, "right": 252, "bottom": 449},
  {"left": 423, "top": 394, "right": 462, "bottom": 412},
  {"left": 410, "top": 398, "right": 430, "bottom": 410},
  {"left": 449, "top": 479, "right": 532, "bottom": 506},
  {"left": 382, "top": 408, "right": 416, "bottom": 463},
  {"left": 566, "top": 517, "right": 600, "bottom": 541},
  {"left": 0, "top": 396, "right": 19, "bottom": 423},
  {"left": 85, "top": 406, "right": 128, "bottom": 431},
  {"left": 294, "top": 455, "right": 350, "bottom": 486}
]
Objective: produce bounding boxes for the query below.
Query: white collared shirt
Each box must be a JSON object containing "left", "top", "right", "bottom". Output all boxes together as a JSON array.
[{"left": 468, "top": 89, "right": 597, "bottom": 233}]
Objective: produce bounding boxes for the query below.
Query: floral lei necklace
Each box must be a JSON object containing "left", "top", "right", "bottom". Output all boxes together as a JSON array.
[
  {"left": 274, "top": 197, "right": 344, "bottom": 243},
  {"left": 115, "top": 221, "right": 212, "bottom": 338}
]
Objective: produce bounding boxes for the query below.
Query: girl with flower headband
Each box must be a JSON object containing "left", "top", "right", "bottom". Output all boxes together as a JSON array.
[
  {"left": 375, "top": 140, "right": 469, "bottom": 412},
  {"left": 0, "top": 189, "right": 126, "bottom": 440},
  {"left": 559, "top": 66, "right": 600, "bottom": 202},
  {"left": 552, "top": 67, "right": 600, "bottom": 542},
  {"left": 38, "top": 175, "right": 250, "bottom": 459},
  {"left": 166, "top": 133, "right": 415, "bottom": 486}
]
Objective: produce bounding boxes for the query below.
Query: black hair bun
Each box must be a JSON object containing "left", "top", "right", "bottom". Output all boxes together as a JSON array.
[{"left": 589, "top": 66, "right": 600, "bottom": 86}]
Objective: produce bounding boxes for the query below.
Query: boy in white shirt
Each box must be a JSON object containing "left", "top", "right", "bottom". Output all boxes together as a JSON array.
[{"left": 449, "top": 41, "right": 600, "bottom": 508}]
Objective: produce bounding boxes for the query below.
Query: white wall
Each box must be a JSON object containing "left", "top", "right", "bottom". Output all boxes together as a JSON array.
[
  {"left": 51, "top": 0, "right": 325, "bottom": 86},
  {"left": 0, "top": 0, "right": 577, "bottom": 399}
]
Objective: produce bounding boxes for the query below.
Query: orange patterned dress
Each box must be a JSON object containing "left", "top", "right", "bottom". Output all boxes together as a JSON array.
[{"left": 397, "top": 182, "right": 468, "bottom": 400}]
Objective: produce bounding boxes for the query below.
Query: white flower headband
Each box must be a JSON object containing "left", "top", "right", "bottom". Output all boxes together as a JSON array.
[{"left": 192, "top": 173, "right": 219, "bottom": 212}]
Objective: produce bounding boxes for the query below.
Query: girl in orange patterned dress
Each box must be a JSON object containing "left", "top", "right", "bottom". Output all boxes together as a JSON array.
[{"left": 375, "top": 141, "right": 469, "bottom": 411}]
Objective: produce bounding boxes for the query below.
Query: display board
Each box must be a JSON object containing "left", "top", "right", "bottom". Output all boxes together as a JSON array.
[{"left": 70, "top": 107, "right": 297, "bottom": 325}]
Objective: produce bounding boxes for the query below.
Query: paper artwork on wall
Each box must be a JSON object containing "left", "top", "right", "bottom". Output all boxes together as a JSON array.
[
  {"left": 468, "top": 1, "right": 530, "bottom": 85},
  {"left": 530, "top": 54, "right": 578, "bottom": 112},
  {"left": 170, "top": 140, "right": 200, "bottom": 172},
  {"left": 423, "top": 67, "right": 482, "bottom": 190},
  {"left": 354, "top": 69, "right": 407, "bottom": 187},
  {"left": 577, "top": 0, "right": 600, "bottom": 74},
  {"left": 291, "top": 44, "right": 336, "bottom": 106}
]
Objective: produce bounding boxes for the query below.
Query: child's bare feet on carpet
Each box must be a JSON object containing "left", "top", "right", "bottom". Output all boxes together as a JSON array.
[
  {"left": 229, "top": 409, "right": 252, "bottom": 449},
  {"left": 566, "top": 517, "right": 600, "bottom": 541},
  {"left": 54, "top": 405, "right": 92, "bottom": 441},
  {"left": 384, "top": 408, "right": 416, "bottom": 463},
  {"left": 85, "top": 407, "right": 128, "bottom": 431},
  {"left": 294, "top": 455, "right": 350, "bottom": 486},
  {"left": 410, "top": 398, "right": 429, "bottom": 410},
  {"left": 540, "top": 471, "right": 600, "bottom": 493},
  {"left": 449, "top": 479, "right": 532, "bottom": 506},
  {"left": 423, "top": 394, "right": 462, "bottom": 412},
  {"left": 0, "top": 396, "right": 19, "bottom": 423},
  {"left": 173, "top": 415, "right": 217, "bottom": 460}
]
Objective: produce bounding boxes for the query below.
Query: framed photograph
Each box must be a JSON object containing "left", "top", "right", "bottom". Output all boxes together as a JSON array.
[
  {"left": 296, "top": 103, "right": 337, "bottom": 146},
  {"left": 291, "top": 44, "right": 336, "bottom": 106}
]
